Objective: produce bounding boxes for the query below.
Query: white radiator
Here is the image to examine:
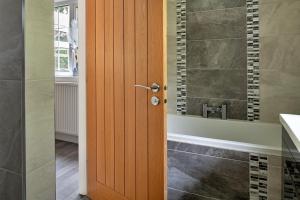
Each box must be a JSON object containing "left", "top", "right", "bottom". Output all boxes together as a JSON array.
[{"left": 55, "top": 82, "right": 78, "bottom": 137}]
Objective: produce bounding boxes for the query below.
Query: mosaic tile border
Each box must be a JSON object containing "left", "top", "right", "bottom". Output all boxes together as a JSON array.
[
  {"left": 176, "top": 0, "right": 187, "bottom": 115},
  {"left": 176, "top": 0, "right": 261, "bottom": 120},
  {"left": 247, "top": 0, "right": 260, "bottom": 121},
  {"left": 249, "top": 153, "right": 268, "bottom": 200},
  {"left": 283, "top": 160, "right": 300, "bottom": 198}
]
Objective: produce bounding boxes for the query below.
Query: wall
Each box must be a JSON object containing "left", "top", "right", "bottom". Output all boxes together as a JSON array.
[
  {"left": 259, "top": 0, "right": 300, "bottom": 123},
  {"left": 0, "top": 0, "right": 25, "bottom": 199},
  {"left": 25, "top": 0, "right": 55, "bottom": 199},
  {"left": 171, "top": 0, "right": 300, "bottom": 123},
  {"left": 174, "top": 0, "right": 248, "bottom": 120},
  {"left": 185, "top": 0, "right": 247, "bottom": 120},
  {"left": 167, "top": 0, "right": 177, "bottom": 114}
]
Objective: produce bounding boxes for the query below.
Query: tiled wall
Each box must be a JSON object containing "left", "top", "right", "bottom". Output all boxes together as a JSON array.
[
  {"left": 168, "top": 141, "right": 250, "bottom": 199},
  {"left": 168, "top": 141, "right": 282, "bottom": 200},
  {"left": 168, "top": 0, "right": 178, "bottom": 114},
  {"left": 0, "top": 1, "right": 55, "bottom": 199},
  {"left": 259, "top": 0, "right": 300, "bottom": 123},
  {"left": 172, "top": 0, "right": 300, "bottom": 123},
  {"left": 180, "top": 0, "right": 248, "bottom": 120},
  {"left": 25, "top": 0, "right": 55, "bottom": 199},
  {"left": 0, "top": 0, "right": 25, "bottom": 199}
]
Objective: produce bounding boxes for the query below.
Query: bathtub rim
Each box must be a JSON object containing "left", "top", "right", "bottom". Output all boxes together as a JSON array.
[{"left": 168, "top": 132, "right": 282, "bottom": 156}]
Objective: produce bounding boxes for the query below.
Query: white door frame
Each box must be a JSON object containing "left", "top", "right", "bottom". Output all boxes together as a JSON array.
[{"left": 78, "top": 0, "right": 87, "bottom": 195}]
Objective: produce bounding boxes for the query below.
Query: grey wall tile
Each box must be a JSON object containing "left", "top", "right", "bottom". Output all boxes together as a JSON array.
[
  {"left": 261, "top": 35, "right": 300, "bottom": 73},
  {"left": 168, "top": 0, "right": 177, "bottom": 36},
  {"left": 0, "top": 170, "right": 22, "bottom": 200},
  {"left": 0, "top": 0, "right": 24, "bottom": 199},
  {"left": 168, "top": 34, "right": 177, "bottom": 114},
  {"left": 25, "top": 0, "right": 54, "bottom": 81},
  {"left": 168, "top": 141, "right": 181, "bottom": 151},
  {"left": 26, "top": 161, "right": 55, "bottom": 200},
  {"left": 187, "top": 7, "right": 246, "bottom": 40},
  {"left": 25, "top": 0, "right": 55, "bottom": 198},
  {"left": 167, "top": 0, "right": 178, "bottom": 114},
  {"left": 260, "top": 70, "right": 300, "bottom": 123},
  {"left": 187, "top": 38, "right": 246, "bottom": 70},
  {"left": 0, "top": 81, "right": 22, "bottom": 174},
  {"left": 186, "top": 97, "right": 247, "bottom": 120},
  {"left": 259, "top": 0, "right": 300, "bottom": 122},
  {"left": 187, "top": 69, "right": 247, "bottom": 100},
  {"left": 0, "top": 0, "right": 23, "bottom": 80},
  {"left": 260, "top": 0, "right": 300, "bottom": 4},
  {"left": 168, "top": 142, "right": 249, "bottom": 162},
  {"left": 187, "top": 0, "right": 246, "bottom": 12},
  {"left": 25, "top": 80, "right": 55, "bottom": 173},
  {"left": 0, "top": 81, "right": 21, "bottom": 131},
  {"left": 168, "top": 150, "right": 249, "bottom": 199},
  {"left": 168, "top": 188, "right": 213, "bottom": 200},
  {"left": 260, "top": 0, "right": 300, "bottom": 37},
  {"left": 268, "top": 166, "right": 282, "bottom": 200},
  {"left": 268, "top": 155, "right": 282, "bottom": 167}
]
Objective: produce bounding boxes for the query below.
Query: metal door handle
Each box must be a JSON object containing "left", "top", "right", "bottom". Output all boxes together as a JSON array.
[{"left": 134, "top": 83, "right": 160, "bottom": 93}]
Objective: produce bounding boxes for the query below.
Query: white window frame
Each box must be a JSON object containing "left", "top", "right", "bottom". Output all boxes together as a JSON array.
[{"left": 54, "top": 0, "right": 78, "bottom": 77}]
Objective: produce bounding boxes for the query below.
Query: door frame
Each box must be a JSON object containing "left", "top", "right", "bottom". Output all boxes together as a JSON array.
[{"left": 78, "top": 0, "right": 87, "bottom": 195}]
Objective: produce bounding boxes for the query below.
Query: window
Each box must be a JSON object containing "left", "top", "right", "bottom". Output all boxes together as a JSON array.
[{"left": 54, "top": 2, "right": 78, "bottom": 77}]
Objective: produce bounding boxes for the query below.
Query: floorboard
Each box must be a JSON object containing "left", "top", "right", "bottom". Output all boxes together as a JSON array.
[{"left": 56, "top": 140, "right": 89, "bottom": 200}]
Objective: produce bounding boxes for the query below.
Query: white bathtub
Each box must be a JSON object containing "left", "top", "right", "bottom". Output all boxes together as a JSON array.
[{"left": 167, "top": 114, "right": 282, "bottom": 156}]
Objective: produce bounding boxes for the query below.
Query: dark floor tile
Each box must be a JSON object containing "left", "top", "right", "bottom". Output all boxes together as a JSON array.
[
  {"left": 168, "top": 141, "right": 181, "bottom": 150},
  {"left": 187, "top": 39, "right": 246, "bottom": 70},
  {"left": 186, "top": 97, "right": 247, "bottom": 120},
  {"left": 0, "top": 170, "right": 22, "bottom": 200},
  {"left": 168, "top": 188, "right": 214, "bottom": 200},
  {"left": 187, "top": 7, "right": 246, "bottom": 40},
  {"left": 186, "top": 69, "right": 247, "bottom": 100},
  {"left": 168, "top": 150, "right": 249, "bottom": 200},
  {"left": 187, "top": 0, "right": 246, "bottom": 12}
]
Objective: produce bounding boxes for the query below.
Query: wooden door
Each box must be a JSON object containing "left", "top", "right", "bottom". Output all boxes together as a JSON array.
[{"left": 86, "top": 0, "right": 166, "bottom": 199}]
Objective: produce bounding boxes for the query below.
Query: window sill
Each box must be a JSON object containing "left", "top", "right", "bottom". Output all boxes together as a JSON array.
[{"left": 55, "top": 75, "right": 78, "bottom": 84}]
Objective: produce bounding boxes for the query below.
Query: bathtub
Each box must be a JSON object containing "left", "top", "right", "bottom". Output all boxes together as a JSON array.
[{"left": 167, "top": 114, "right": 282, "bottom": 156}]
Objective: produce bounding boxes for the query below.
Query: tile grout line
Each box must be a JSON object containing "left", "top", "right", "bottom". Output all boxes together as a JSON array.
[
  {"left": 168, "top": 187, "right": 221, "bottom": 200},
  {"left": 0, "top": 167, "right": 22, "bottom": 176},
  {"left": 168, "top": 148, "right": 250, "bottom": 163}
]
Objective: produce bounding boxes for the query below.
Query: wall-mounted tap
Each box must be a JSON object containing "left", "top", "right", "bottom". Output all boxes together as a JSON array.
[{"left": 203, "top": 104, "right": 227, "bottom": 120}]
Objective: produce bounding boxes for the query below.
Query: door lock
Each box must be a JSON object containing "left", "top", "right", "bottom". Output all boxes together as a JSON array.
[{"left": 151, "top": 96, "right": 160, "bottom": 106}]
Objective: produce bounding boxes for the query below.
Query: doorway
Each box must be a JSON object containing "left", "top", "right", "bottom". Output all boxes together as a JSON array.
[{"left": 53, "top": 0, "right": 85, "bottom": 199}]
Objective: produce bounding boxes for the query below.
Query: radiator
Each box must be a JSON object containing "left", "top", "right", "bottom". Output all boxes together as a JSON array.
[{"left": 55, "top": 82, "right": 78, "bottom": 136}]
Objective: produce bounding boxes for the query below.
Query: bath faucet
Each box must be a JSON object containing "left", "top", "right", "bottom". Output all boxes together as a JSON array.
[{"left": 203, "top": 104, "right": 227, "bottom": 120}]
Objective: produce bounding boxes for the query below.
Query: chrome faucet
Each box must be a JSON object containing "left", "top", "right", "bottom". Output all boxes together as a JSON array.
[{"left": 203, "top": 104, "right": 227, "bottom": 120}]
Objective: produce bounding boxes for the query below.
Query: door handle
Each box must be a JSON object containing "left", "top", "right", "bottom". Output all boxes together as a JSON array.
[{"left": 134, "top": 83, "right": 160, "bottom": 93}]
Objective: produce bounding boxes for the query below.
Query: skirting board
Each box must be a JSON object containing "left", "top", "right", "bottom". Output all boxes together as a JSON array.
[{"left": 56, "top": 132, "right": 78, "bottom": 144}]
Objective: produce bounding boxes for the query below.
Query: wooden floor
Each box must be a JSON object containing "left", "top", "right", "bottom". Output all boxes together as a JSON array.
[{"left": 56, "top": 140, "right": 89, "bottom": 200}]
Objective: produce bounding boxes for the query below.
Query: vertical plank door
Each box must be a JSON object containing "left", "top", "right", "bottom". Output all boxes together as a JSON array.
[{"left": 86, "top": 0, "right": 167, "bottom": 199}]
